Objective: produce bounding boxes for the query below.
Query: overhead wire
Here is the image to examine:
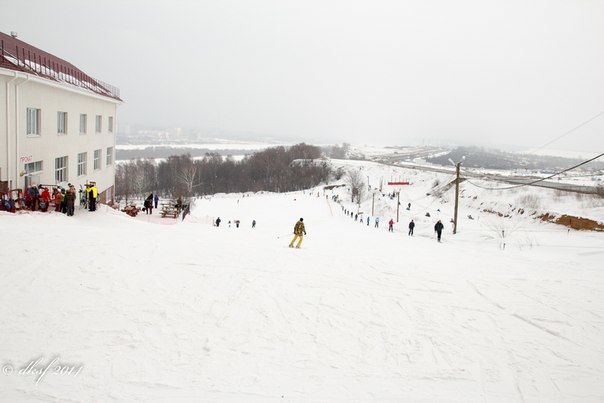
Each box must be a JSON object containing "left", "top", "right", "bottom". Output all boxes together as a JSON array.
[
  {"left": 463, "top": 152, "right": 604, "bottom": 191},
  {"left": 526, "top": 110, "right": 604, "bottom": 154}
]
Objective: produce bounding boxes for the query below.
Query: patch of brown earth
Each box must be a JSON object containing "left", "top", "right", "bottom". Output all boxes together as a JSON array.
[{"left": 539, "top": 213, "right": 604, "bottom": 231}]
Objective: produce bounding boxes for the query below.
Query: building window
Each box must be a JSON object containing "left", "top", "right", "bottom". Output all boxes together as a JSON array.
[
  {"left": 77, "top": 152, "right": 87, "bottom": 176},
  {"left": 95, "top": 115, "right": 102, "bottom": 133},
  {"left": 25, "top": 160, "right": 43, "bottom": 174},
  {"left": 106, "top": 147, "right": 113, "bottom": 166},
  {"left": 108, "top": 116, "right": 114, "bottom": 133},
  {"left": 94, "top": 149, "right": 101, "bottom": 170},
  {"left": 27, "top": 108, "right": 41, "bottom": 136},
  {"left": 80, "top": 114, "right": 87, "bottom": 134},
  {"left": 57, "top": 111, "right": 68, "bottom": 134},
  {"left": 24, "top": 160, "right": 43, "bottom": 188},
  {"left": 55, "top": 156, "right": 68, "bottom": 183}
]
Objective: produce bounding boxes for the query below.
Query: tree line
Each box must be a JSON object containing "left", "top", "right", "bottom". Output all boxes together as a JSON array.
[{"left": 115, "top": 143, "right": 332, "bottom": 201}]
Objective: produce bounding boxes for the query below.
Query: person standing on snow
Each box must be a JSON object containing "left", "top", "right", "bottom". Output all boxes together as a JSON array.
[
  {"left": 88, "top": 183, "right": 98, "bottom": 212},
  {"left": 65, "top": 185, "right": 76, "bottom": 216},
  {"left": 252, "top": 219, "right": 256, "bottom": 228},
  {"left": 388, "top": 218, "right": 394, "bottom": 232},
  {"left": 375, "top": 217, "right": 380, "bottom": 228},
  {"left": 434, "top": 220, "right": 444, "bottom": 242},
  {"left": 408, "top": 219, "right": 415, "bottom": 236},
  {"left": 144, "top": 194, "right": 154, "bottom": 215},
  {"left": 289, "top": 218, "right": 306, "bottom": 248},
  {"left": 154, "top": 194, "right": 159, "bottom": 209},
  {"left": 53, "top": 188, "right": 62, "bottom": 212},
  {"left": 366, "top": 216, "right": 370, "bottom": 226},
  {"left": 40, "top": 187, "right": 51, "bottom": 212},
  {"left": 215, "top": 217, "right": 221, "bottom": 227}
]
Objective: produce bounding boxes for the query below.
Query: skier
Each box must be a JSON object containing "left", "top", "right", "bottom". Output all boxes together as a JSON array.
[
  {"left": 215, "top": 217, "right": 221, "bottom": 227},
  {"left": 367, "top": 216, "right": 370, "bottom": 226},
  {"left": 289, "top": 218, "right": 306, "bottom": 249},
  {"left": 388, "top": 218, "right": 394, "bottom": 232},
  {"left": 375, "top": 217, "right": 380, "bottom": 228},
  {"left": 434, "top": 220, "right": 444, "bottom": 242},
  {"left": 408, "top": 219, "right": 415, "bottom": 236},
  {"left": 154, "top": 194, "right": 159, "bottom": 209},
  {"left": 252, "top": 219, "right": 256, "bottom": 228},
  {"left": 235, "top": 219, "right": 240, "bottom": 228},
  {"left": 354, "top": 214, "right": 358, "bottom": 221}
]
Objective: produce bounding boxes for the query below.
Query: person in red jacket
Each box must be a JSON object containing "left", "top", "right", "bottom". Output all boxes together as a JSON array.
[
  {"left": 388, "top": 218, "right": 394, "bottom": 232},
  {"left": 40, "top": 187, "right": 51, "bottom": 212},
  {"left": 41, "top": 187, "right": 50, "bottom": 201}
]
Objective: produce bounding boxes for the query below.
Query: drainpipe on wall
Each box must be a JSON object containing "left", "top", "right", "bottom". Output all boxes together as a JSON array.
[
  {"left": 14, "top": 74, "right": 29, "bottom": 189},
  {"left": 5, "top": 73, "right": 18, "bottom": 188}
]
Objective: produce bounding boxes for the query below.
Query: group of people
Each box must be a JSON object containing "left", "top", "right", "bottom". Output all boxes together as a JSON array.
[
  {"left": 143, "top": 193, "right": 160, "bottom": 215},
  {"left": 214, "top": 217, "right": 257, "bottom": 228},
  {"left": 340, "top": 205, "right": 445, "bottom": 242},
  {"left": 1, "top": 184, "right": 81, "bottom": 216}
]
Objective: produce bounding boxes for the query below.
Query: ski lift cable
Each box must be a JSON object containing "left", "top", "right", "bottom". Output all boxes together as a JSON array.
[
  {"left": 526, "top": 110, "right": 604, "bottom": 155},
  {"left": 463, "top": 152, "right": 604, "bottom": 191}
]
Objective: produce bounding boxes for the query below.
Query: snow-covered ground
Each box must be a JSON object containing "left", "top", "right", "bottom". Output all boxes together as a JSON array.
[{"left": 1, "top": 160, "right": 603, "bottom": 401}]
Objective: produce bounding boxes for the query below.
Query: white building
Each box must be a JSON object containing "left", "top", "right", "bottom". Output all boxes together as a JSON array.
[{"left": 0, "top": 31, "right": 121, "bottom": 202}]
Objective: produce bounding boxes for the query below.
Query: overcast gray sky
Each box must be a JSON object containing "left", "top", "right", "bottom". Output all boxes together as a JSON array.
[{"left": 2, "top": 0, "right": 603, "bottom": 151}]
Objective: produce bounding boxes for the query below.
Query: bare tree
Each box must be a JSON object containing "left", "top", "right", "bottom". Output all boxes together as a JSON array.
[
  {"left": 177, "top": 159, "right": 200, "bottom": 196},
  {"left": 115, "top": 144, "right": 331, "bottom": 199},
  {"left": 346, "top": 169, "right": 365, "bottom": 204}
]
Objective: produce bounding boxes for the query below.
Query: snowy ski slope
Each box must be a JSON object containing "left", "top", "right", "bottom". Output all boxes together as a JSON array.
[{"left": 0, "top": 160, "right": 603, "bottom": 401}]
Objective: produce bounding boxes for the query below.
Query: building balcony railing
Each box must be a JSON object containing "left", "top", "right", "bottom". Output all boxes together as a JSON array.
[{"left": 0, "top": 39, "right": 121, "bottom": 101}]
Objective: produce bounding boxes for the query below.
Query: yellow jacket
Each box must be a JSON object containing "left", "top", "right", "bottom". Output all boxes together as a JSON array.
[{"left": 294, "top": 221, "right": 306, "bottom": 235}]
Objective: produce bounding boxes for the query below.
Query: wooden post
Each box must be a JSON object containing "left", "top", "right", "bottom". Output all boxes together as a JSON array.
[
  {"left": 396, "top": 191, "right": 400, "bottom": 222},
  {"left": 453, "top": 162, "right": 461, "bottom": 234}
]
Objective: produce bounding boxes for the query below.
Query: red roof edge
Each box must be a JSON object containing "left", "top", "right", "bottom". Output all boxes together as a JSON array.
[{"left": 0, "top": 31, "right": 121, "bottom": 101}]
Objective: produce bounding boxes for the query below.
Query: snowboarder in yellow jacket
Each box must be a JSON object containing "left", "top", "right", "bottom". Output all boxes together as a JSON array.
[{"left": 289, "top": 218, "right": 306, "bottom": 248}]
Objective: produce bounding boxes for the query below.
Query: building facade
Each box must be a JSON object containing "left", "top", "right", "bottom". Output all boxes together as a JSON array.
[{"left": 0, "top": 32, "right": 121, "bottom": 202}]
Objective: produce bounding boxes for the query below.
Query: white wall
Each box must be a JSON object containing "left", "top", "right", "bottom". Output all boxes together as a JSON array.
[{"left": 0, "top": 69, "right": 120, "bottom": 196}]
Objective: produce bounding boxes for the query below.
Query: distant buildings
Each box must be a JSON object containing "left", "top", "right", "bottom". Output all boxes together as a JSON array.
[{"left": 0, "top": 31, "right": 121, "bottom": 202}]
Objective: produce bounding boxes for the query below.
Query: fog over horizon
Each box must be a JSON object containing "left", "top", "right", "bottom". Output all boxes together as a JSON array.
[{"left": 2, "top": 0, "right": 603, "bottom": 152}]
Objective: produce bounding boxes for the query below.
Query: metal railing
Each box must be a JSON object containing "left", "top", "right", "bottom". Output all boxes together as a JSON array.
[{"left": 0, "top": 39, "right": 121, "bottom": 100}]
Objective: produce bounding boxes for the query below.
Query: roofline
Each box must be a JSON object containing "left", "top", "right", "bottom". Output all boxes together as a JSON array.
[
  {"left": 0, "top": 31, "right": 122, "bottom": 101},
  {"left": 0, "top": 67, "right": 123, "bottom": 105}
]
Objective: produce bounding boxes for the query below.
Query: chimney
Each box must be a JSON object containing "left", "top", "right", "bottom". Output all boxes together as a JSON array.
[{"left": 10, "top": 32, "right": 18, "bottom": 38}]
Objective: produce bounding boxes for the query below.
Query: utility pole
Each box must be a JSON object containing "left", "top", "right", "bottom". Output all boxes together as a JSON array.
[
  {"left": 372, "top": 192, "right": 375, "bottom": 216},
  {"left": 453, "top": 162, "right": 461, "bottom": 234},
  {"left": 396, "top": 191, "right": 400, "bottom": 222}
]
